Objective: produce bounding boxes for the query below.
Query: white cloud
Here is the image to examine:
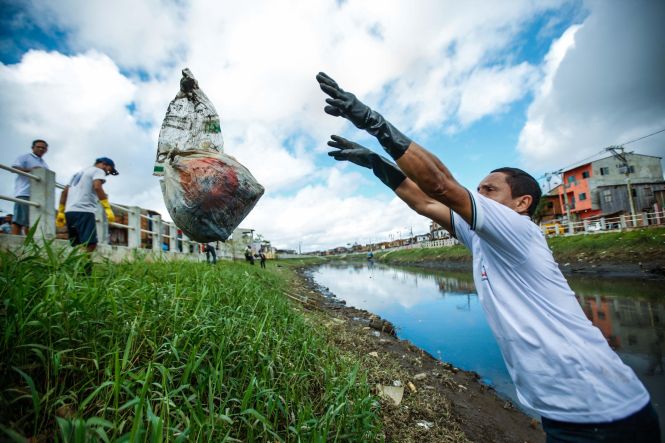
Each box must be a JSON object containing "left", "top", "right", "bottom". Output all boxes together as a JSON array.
[
  {"left": 2, "top": 0, "right": 589, "bottom": 250},
  {"left": 241, "top": 167, "right": 430, "bottom": 251},
  {"left": 518, "top": 0, "right": 665, "bottom": 171},
  {"left": 458, "top": 63, "right": 538, "bottom": 125},
  {"left": 0, "top": 50, "right": 154, "bottom": 209},
  {"left": 25, "top": 0, "right": 187, "bottom": 71}
]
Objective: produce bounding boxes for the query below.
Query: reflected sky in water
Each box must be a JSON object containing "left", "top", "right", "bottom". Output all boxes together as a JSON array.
[{"left": 312, "top": 262, "right": 665, "bottom": 426}]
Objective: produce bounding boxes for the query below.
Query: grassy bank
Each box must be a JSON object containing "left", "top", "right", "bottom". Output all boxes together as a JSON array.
[
  {"left": 368, "top": 227, "right": 665, "bottom": 266},
  {"left": 0, "top": 239, "right": 381, "bottom": 441}
]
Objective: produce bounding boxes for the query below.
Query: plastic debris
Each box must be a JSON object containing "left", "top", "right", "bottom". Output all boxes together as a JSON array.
[
  {"left": 155, "top": 69, "right": 264, "bottom": 242},
  {"left": 415, "top": 420, "right": 433, "bottom": 430},
  {"left": 376, "top": 385, "right": 404, "bottom": 406}
]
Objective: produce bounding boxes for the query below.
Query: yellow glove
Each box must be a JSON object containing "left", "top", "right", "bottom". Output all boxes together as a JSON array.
[
  {"left": 100, "top": 199, "right": 115, "bottom": 223},
  {"left": 56, "top": 204, "right": 66, "bottom": 228}
]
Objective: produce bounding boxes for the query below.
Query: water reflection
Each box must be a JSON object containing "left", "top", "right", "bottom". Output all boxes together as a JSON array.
[{"left": 312, "top": 263, "right": 665, "bottom": 427}]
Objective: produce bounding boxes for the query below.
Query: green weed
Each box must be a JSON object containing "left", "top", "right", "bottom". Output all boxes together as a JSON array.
[{"left": 0, "top": 240, "right": 381, "bottom": 441}]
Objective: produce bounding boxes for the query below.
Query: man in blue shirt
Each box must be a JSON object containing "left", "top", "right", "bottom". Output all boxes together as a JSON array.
[{"left": 11, "top": 139, "right": 49, "bottom": 235}]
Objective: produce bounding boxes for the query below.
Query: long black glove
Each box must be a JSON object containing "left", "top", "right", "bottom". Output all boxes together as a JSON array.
[
  {"left": 327, "top": 135, "right": 406, "bottom": 191},
  {"left": 317, "top": 72, "right": 412, "bottom": 160}
]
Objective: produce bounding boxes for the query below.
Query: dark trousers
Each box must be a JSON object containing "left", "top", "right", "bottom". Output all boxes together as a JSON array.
[
  {"left": 206, "top": 248, "right": 216, "bottom": 264},
  {"left": 541, "top": 402, "right": 661, "bottom": 442}
]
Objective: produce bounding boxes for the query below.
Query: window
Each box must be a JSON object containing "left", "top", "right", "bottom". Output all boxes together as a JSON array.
[
  {"left": 567, "top": 175, "right": 576, "bottom": 183},
  {"left": 631, "top": 188, "right": 637, "bottom": 197},
  {"left": 628, "top": 165, "right": 635, "bottom": 173},
  {"left": 600, "top": 167, "right": 610, "bottom": 176},
  {"left": 582, "top": 171, "right": 590, "bottom": 178},
  {"left": 579, "top": 193, "right": 587, "bottom": 201},
  {"left": 547, "top": 202, "right": 554, "bottom": 209}
]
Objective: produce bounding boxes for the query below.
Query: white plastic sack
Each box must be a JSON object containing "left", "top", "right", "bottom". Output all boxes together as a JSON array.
[{"left": 155, "top": 69, "right": 264, "bottom": 242}]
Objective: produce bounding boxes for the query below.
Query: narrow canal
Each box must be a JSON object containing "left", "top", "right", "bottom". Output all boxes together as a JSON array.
[{"left": 312, "top": 262, "right": 664, "bottom": 432}]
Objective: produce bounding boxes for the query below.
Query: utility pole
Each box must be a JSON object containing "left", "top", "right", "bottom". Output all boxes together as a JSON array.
[
  {"left": 606, "top": 146, "right": 637, "bottom": 226},
  {"left": 545, "top": 169, "right": 573, "bottom": 233}
]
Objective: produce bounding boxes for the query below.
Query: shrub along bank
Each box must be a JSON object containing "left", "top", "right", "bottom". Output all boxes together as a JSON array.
[{"left": 0, "top": 236, "right": 381, "bottom": 441}]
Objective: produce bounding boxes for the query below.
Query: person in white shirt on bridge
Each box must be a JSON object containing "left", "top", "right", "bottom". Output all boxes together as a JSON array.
[
  {"left": 57, "top": 158, "right": 118, "bottom": 258},
  {"left": 317, "top": 72, "right": 660, "bottom": 442},
  {"left": 11, "top": 139, "right": 49, "bottom": 235}
]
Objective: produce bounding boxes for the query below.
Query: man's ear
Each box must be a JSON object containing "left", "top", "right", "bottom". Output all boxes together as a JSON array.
[{"left": 516, "top": 195, "right": 533, "bottom": 215}]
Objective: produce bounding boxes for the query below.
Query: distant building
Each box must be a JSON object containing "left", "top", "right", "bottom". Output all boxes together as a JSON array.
[
  {"left": 555, "top": 152, "right": 664, "bottom": 220},
  {"left": 430, "top": 221, "right": 452, "bottom": 239}
]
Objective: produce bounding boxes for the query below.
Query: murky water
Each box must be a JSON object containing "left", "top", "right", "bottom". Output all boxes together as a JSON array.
[{"left": 312, "top": 262, "right": 665, "bottom": 430}]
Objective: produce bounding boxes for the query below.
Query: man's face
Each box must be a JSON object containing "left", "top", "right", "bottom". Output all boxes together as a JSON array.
[
  {"left": 98, "top": 163, "right": 113, "bottom": 176},
  {"left": 32, "top": 142, "right": 48, "bottom": 158},
  {"left": 477, "top": 172, "right": 528, "bottom": 214}
]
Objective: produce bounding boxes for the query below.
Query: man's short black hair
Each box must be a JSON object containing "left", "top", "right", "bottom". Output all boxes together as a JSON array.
[
  {"left": 491, "top": 167, "right": 542, "bottom": 217},
  {"left": 32, "top": 139, "right": 48, "bottom": 148}
]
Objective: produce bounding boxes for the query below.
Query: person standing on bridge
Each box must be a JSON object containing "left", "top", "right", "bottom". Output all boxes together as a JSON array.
[
  {"left": 57, "top": 158, "right": 118, "bottom": 268},
  {"left": 316, "top": 72, "right": 660, "bottom": 442},
  {"left": 10, "top": 139, "right": 49, "bottom": 235}
]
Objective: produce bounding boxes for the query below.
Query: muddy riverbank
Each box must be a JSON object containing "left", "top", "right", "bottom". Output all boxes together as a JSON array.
[{"left": 280, "top": 265, "right": 545, "bottom": 442}]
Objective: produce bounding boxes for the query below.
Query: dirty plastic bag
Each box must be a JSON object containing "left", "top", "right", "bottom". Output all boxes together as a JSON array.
[{"left": 155, "top": 69, "right": 264, "bottom": 242}]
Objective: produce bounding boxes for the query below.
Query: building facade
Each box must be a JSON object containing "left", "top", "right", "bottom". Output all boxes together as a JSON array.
[{"left": 556, "top": 153, "right": 664, "bottom": 220}]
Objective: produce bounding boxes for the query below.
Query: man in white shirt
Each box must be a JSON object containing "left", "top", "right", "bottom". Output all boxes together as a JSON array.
[
  {"left": 11, "top": 139, "right": 49, "bottom": 235},
  {"left": 57, "top": 158, "right": 118, "bottom": 255},
  {"left": 317, "top": 72, "right": 660, "bottom": 442}
]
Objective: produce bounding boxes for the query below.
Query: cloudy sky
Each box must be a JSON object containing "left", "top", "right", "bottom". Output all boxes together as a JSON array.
[{"left": 1, "top": 0, "right": 664, "bottom": 251}]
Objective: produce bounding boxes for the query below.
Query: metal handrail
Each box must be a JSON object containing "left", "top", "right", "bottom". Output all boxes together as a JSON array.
[
  {"left": 0, "top": 164, "right": 41, "bottom": 181},
  {"left": 109, "top": 221, "right": 133, "bottom": 230},
  {"left": 0, "top": 194, "right": 40, "bottom": 207}
]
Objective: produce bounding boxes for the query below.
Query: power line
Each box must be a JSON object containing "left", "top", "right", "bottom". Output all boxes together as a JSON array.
[
  {"left": 538, "top": 127, "right": 665, "bottom": 180},
  {"left": 618, "top": 127, "right": 665, "bottom": 146}
]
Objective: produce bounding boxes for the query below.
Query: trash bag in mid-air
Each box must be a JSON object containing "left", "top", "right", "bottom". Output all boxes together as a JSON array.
[{"left": 154, "top": 68, "right": 264, "bottom": 242}]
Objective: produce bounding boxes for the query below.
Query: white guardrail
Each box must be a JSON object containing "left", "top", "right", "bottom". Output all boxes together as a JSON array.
[{"left": 0, "top": 164, "right": 203, "bottom": 256}]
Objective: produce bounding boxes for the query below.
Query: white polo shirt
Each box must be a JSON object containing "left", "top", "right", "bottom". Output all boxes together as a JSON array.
[
  {"left": 12, "top": 153, "right": 49, "bottom": 197},
  {"left": 450, "top": 191, "right": 649, "bottom": 423},
  {"left": 65, "top": 166, "right": 107, "bottom": 213}
]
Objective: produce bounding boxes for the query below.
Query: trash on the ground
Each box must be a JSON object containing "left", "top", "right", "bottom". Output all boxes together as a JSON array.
[
  {"left": 414, "top": 372, "right": 427, "bottom": 380},
  {"left": 368, "top": 351, "right": 379, "bottom": 358},
  {"left": 415, "top": 420, "right": 433, "bottom": 430},
  {"left": 376, "top": 384, "right": 404, "bottom": 406},
  {"left": 155, "top": 68, "right": 264, "bottom": 242},
  {"left": 407, "top": 381, "right": 417, "bottom": 393},
  {"left": 393, "top": 380, "right": 402, "bottom": 387},
  {"left": 372, "top": 330, "right": 381, "bottom": 337}
]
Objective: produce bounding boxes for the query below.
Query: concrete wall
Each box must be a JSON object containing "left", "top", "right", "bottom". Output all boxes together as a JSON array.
[{"left": 0, "top": 234, "right": 207, "bottom": 263}]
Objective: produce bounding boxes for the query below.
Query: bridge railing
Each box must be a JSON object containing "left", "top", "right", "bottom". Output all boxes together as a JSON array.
[
  {"left": 0, "top": 164, "right": 203, "bottom": 256},
  {"left": 539, "top": 210, "right": 665, "bottom": 237}
]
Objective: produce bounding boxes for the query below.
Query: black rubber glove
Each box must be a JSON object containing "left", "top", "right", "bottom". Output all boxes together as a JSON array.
[
  {"left": 317, "top": 72, "right": 412, "bottom": 160},
  {"left": 327, "top": 135, "right": 406, "bottom": 191}
]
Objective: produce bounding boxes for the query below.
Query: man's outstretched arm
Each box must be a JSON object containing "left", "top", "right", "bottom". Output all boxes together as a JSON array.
[
  {"left": 317, "top": 72, "right": 472, "bottom": 225},
  {"left": 395, "top": 142, "right": 472, "bottom": 224},
  {"left": 327, "top": 135, "right": 452, "bottom": 231}
]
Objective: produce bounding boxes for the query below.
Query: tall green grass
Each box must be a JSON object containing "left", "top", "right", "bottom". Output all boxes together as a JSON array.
[{"left": 0, "top": 234, "right": 380, "bottom": 442}]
